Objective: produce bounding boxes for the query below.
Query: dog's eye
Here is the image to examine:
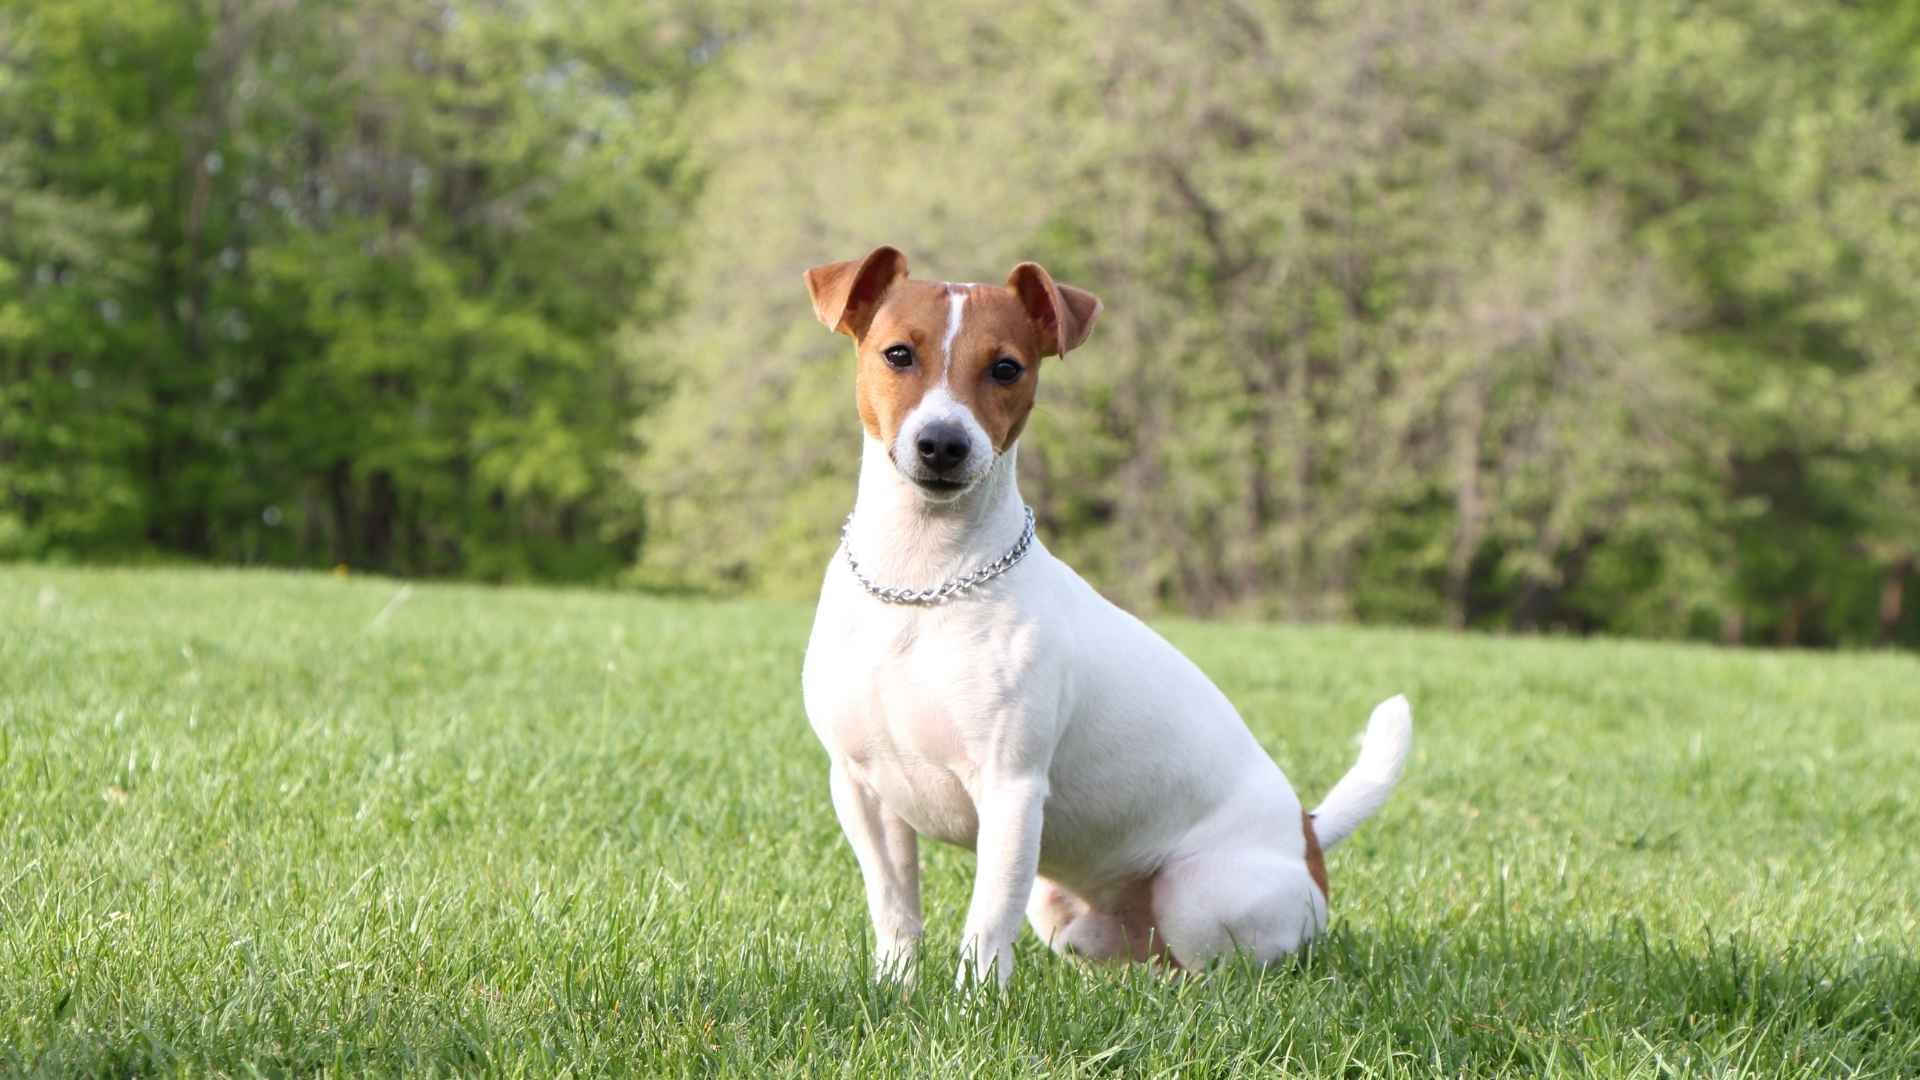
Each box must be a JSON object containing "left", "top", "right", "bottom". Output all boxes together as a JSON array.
[
  {"left": 989, "top": 358, "right": 1025, "bottom": 384},
  {"left": 882, "top": 345, "right": 914, "bottom": 369}
]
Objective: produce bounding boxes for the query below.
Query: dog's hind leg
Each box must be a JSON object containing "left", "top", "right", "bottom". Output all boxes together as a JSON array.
[
  {"left": 1027, "top": 877, "right": 1173, "bottom": 964},
  {"left": 1149, "top": 848, "right": 1327, "bottom": 969},
  {"left": 1027, "top": 877, "right": 1128, "bottom": 961}
]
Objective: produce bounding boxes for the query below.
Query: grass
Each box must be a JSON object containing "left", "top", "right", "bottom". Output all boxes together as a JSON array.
[{"left": 1, "top": 565, "right": 1916, "bottom": 1078}]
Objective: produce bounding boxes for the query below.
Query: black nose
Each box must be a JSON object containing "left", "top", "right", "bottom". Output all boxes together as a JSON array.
[{"left": 915, "top": 422, "right": 972, "bottom": 474}]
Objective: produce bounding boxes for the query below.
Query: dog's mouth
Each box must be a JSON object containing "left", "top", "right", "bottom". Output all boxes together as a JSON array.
[
  {"left": 887, "top": 445, "right": 979, "bottom": 500},
  {"left": 911, "top": 476, "right": 969, "bottom": 495}
]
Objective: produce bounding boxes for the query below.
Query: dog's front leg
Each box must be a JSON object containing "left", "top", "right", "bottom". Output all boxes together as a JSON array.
[
  {"left": 828, "top": 763, "right": 923, "bottom": 981},
  {"left": 957, "top": 773, "right": 1047, "bottom": 989}
]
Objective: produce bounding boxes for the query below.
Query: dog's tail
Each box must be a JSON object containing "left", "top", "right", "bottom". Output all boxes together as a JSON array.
[{"left": 1309, "top": 694, "right": 1413, "bottom": 851}]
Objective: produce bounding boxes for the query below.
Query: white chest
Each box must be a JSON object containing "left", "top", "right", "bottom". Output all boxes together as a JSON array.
[{"left": 801, "top": 567, "right": 1052, "bottom": 848}]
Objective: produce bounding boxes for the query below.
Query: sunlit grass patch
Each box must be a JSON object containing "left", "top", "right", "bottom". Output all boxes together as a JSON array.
[{"left": 2, "top": 567, "right": 1915, "bottom": 1076}]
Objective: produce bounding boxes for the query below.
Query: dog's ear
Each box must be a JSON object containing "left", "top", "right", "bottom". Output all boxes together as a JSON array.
[
  {"left": 1006, "top": 262, "right": 1101, "bottom": 358},
  {"left": 804, "top": 246, "right": 909, "bottom": 339}
]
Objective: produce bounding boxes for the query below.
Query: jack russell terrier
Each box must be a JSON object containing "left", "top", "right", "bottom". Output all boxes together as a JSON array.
[{"left": 800, "top": 246, "right": 1413, "bottom": 987}]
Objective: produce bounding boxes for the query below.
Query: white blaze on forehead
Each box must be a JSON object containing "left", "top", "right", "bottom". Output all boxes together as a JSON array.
[{"left": 940, "top": 286, "right": 968, "bottom": 376}]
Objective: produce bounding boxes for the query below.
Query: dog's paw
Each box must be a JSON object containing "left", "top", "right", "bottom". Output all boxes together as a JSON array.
[
  {"left": 953, "top": 942, "right": 1014, "bottom": 993},
  {"left": 873, "top": 954, "right": 919, "bottom": 988},
  {"left": 872, "top": 936, "right": 922, "bottom": 987}
]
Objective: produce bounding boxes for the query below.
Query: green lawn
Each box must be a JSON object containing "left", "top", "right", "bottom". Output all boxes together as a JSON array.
[{"left": 2, "top": 567, "right": 1916, "bottom": 1077}]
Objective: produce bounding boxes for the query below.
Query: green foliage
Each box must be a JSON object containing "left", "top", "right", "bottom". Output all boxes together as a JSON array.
[
  {"left": 0, "top": 0, "right": 695, "bottom": 579},
  {"left": 635, "top": 0, "right": 1920, "bottom": 647},
  {"left": 3, "top": 0, "right": 1916, "bottom": 644},
  {"left": 1563, "top": 1, "right": 1920, "bottom": 645},
  {"left": 4, "top": 567, "right": 1917, "bottom": 1074},
  {"left": 0, "top": 61, "right": 154, "bottom": 559}
]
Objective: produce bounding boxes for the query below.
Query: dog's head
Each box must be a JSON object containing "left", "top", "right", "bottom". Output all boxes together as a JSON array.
[{"left": 804, "top": 246, "right": 1100, "bottom": 502}]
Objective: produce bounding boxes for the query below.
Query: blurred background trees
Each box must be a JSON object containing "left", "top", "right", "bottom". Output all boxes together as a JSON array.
[
  {"left": 2, "top": 0, "right": 694, "bottom": 577},
  {"left": 3, "top": 0, "right": 1916, "bottom": 647}
]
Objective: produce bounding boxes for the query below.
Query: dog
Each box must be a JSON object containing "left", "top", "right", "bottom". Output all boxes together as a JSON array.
[{"left": 799, "top": 246, "right": 1412, "bottom": 987}]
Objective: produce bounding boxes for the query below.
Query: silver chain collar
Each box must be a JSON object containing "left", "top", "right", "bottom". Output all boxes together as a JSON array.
[{"left": 840, "top": 506, "right": 1037, "bottom": 605}]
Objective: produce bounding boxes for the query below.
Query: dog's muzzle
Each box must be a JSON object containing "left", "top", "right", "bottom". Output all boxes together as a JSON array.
[{"left": 913, "top": 420, "right": 972, "bottom": 488}]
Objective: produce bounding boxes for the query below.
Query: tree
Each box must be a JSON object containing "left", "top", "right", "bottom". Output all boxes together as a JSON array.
[
  {"left": 633, "top": 0, "right": 1919, "bottom": 648},
  {"left": 0, "top": 0, "right": 700, "bottom": 579}
]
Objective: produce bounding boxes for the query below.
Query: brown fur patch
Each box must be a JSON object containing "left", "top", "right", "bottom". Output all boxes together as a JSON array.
[
  {"left": 1110, "top": 876, "right": 1178, "bottom": 966},
  {"left": 853, "top": 280, "right": 948, "bottom": 444},
  {"left": 1302, "top": 810, "right": 1329, "bottom": 900},
  {"left": 942, "top": 285, "right": 1047, "bottom": 452}
]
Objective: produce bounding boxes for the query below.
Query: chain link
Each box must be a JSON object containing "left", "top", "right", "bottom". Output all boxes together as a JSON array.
[{"left": 840, "top": 506, "right": 1036, "bottom": 605}]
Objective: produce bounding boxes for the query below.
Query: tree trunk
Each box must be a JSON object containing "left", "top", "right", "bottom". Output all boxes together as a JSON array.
[
  {"left": 1445, "top": 381, "right": 1488, "bottom": 630},
  {"left": 365, "top": 470, "right": 396, "bottom": 570},
  {"left": 325, "top": 460, "right": 353, "bottom": 566},
  {"left": 1880, "top": 555, "right": 1913, "bottom": 645},
  {"left": 1777, "top": 596, "right": 1811, "bottom": 647}
]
